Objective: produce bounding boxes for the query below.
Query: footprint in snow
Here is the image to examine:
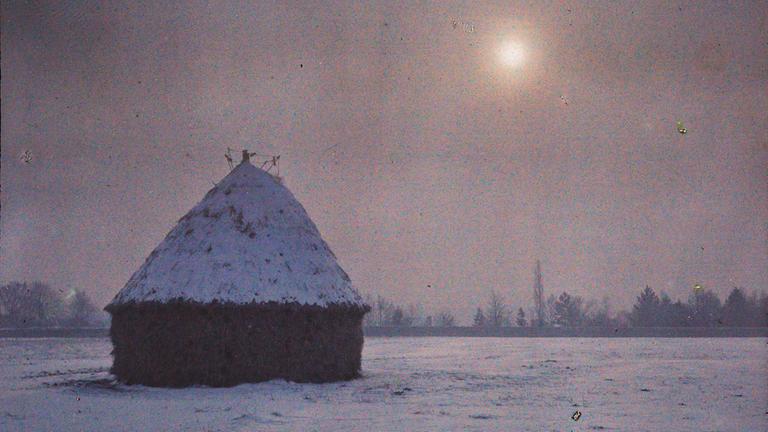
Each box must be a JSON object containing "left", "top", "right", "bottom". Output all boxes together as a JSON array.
[
  {"left": 469, "top": 414, "right": 497, "bottom": 420},
  {"left": 231, "top": 414, "right": 283, "bottom": 425}
]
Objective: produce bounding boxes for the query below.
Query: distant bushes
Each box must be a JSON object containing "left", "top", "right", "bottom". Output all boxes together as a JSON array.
[
  {"left": 362, "top": 294, "right": 456, "bottom": 327},
  {"left": 0, "top": 281, "right": 107, "bottom": 328}
]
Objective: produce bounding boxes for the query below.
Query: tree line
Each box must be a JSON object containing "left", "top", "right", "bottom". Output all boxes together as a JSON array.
[
  {"left": 468, "top": 260, "right": 767, "bottom": 328},
  {"left": 627, "top": 285, "right": 766, "bottom": 327},
  {"left": 362, "top": 294, "right": 457, "bottom": 327},
  {"left": 0, "top": 281, "right": 106, "bottom": 328},
  {"left": 470, "top": 285, "right": 767, "bottom": 328},
  {"left": 6, "top": 272, "right": 764, "bottom": 329},
  {"left": 364, "top": 284, "right": 767, "bottom": 329}
]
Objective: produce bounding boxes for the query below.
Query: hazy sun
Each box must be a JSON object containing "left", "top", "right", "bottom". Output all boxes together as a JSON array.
[{"left": 498, "top": 41, "right": 526, "bottom": 68}]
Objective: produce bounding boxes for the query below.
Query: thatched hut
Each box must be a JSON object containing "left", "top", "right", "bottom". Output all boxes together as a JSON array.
[{"left": 105, "top": 152, "right": 369, "bottom": 387}]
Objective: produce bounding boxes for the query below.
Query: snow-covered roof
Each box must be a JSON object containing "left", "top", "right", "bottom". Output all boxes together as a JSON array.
[{"left": 108, "top": 160, "right": 366, "bottom": 309}]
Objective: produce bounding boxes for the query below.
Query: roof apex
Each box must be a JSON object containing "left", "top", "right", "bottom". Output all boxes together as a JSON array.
[{"left": 107, "top": 159, "right": 365, "bottom": 309}]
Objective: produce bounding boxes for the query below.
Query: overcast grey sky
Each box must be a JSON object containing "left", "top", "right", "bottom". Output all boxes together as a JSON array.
[{"left": 2, "top": 1, "right": 766, "bottom": 322}]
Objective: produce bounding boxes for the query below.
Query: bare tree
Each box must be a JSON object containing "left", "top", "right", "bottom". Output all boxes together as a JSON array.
[
  {"left": 545, "top": 294, "right": 557, "bottom": 326},
  {"left": 472, "top": 307, "right": 486, "bottom": 327},
  {"left": 30, "top": 282, "right": 63, "bottom": 325},
  {"left": 0, "top": 281, "right": 63, "bottom": 327},
  {"left": 435, "top": 311, "right": 456, "bottom": 327},
  {"left": 390, "top": 307, "right": 406, "bottom": 326},
  {"left": 406, "top": 303, "right": 425, "bottom": 326},
  {"left": 533, "top": 260, "right": 545, "bottom": 327},
  {"left": 362, "top": 293, "right": 376, "bottom": 326},
  {"left": 0, "top": 282, "right": 27, "bottom": 325},
  {"left": 361, "top": 294, "right": 428, "bottom": 327},
  {"left": 515, "top": 307, "right": 527, "bottom": 327},
  {"left": 374, "top": 295, "right": 397, "bottom": 326},
  {"left": 486, "top": 290, "right": 509, "bottom": 328}
]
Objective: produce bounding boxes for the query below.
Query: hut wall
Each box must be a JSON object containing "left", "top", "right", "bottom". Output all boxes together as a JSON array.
[{"left": 108, "top": 303, "right": 366, "bottom": 387}]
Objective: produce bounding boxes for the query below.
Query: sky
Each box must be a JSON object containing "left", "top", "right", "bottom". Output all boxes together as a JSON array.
[{"left": 2, "top": 1, "right": 767, "bottom": 323}]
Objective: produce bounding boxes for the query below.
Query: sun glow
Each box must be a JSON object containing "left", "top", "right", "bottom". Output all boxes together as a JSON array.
[{"left": 498, "top": 41, "right": 526, "bottom": 68}]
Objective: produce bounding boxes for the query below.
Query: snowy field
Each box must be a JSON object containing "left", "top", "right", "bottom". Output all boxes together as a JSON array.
[{"left": 0, "top": 337, "right": 765, "bottom": 432}]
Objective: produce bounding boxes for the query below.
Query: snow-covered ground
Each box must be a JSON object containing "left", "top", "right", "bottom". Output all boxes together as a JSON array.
[{"left": 0, "top": 337, "right": 765, "bottom": 431}]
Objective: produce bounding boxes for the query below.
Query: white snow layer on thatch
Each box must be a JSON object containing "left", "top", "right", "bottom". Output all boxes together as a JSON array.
[{"left": 108, "top": 161, "right": 365, "bottom": 308}]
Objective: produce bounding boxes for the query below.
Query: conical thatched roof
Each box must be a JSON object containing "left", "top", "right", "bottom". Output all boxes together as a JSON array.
[{"left": 107, "top": 159, "right": 365, "bottom": 310}]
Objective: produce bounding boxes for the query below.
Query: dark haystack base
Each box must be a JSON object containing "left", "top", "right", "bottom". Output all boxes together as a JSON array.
[{"left": 107, "top": 302, "right": 367, "bottom": 387}]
